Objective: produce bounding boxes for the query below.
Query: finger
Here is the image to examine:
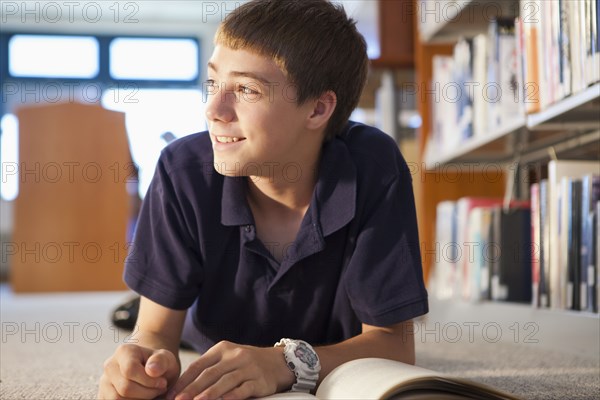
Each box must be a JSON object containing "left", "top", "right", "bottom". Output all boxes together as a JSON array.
[
  {"left": 195, "top": 370, "right": 251, "bottom": 400},
  {"left": 97, "top": 375, "right": 120, "bottom": 400},
  {"left": 107, "top": 356, "right": 167, "bottom": 395},
  {"left": 111, "top": 372, "right": 167, "bottom": 399},
  {"left": 112, "top": 344, "right": 166, "bottom": 389},
  {"left": 171, "top": 363, "right": 229, "bottom": 400},
  {"left": 167, "top": 349, "right": 222, "bottom": 399},
  {"left": 98, "top": 375, "right": 141, "bottom": 400},
  {"left": 97, "top": 385, "right": 123, "bottom": 400},
  {"left": 117, "top": 353, "right": 167, "bottom": 390},
  {"left": 145, "top": 349, "right": 178, "bottom": 379},
  {"left": 222, "top": 380, "right": 257, "bottom": 400}
]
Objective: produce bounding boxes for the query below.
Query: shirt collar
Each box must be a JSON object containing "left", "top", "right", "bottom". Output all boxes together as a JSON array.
[
  {"left": 313, "top": 135, "right": 357, "bottom": 236},
  {"left": 221, "top": 176, "right": 254, "bottom": 227},
  {"left": 220, "top": 132, "right": 357, "bottom": 237}
]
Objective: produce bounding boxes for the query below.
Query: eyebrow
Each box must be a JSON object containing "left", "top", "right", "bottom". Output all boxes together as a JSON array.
[{"left": 207, "top": 61, "right": 273, "bottom": 86}]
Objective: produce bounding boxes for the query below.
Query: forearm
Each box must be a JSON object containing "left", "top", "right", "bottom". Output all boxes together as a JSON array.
[
  {"left": 131, "top": 296, "right": 187, "bottom": 365},
  {"left": 314, "top": 321, "right": 415, "bottom": 384},
  {"left": 131, "top": 330, "right": 181, "bottom": 360}
]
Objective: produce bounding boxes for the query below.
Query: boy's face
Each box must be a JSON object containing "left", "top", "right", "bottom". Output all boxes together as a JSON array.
[{"left": 205, "top": 45, "right": 317, "bottom": 177}]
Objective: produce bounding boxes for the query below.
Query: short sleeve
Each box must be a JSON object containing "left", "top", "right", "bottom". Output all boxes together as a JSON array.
[
  {"left": 124, "top": 156, "right": 202, "bottom": 310},
  {"left": 345, "top": 167, "right": 428, "bottom": 326}
]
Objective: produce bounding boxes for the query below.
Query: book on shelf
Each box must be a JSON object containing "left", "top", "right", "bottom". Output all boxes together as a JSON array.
[
  {"left": 596, "top": 201, "right": 600, "bottom": 312},
  {"left": 548, "top": 160, "right": 599, "bottom": 310},
  {"left": 465, "top": 206, "right": 494, "bottom": 302},
  {"left": 489, "top": 205, "right": 532, "bottom": 303},
  {"left": 564, "top": 178, "right": 583, "bottom": 310},
  {"left": 263, "top": 358, "right": 520, "bottom": 400},
  {"left": 456, "top": 197, "right": 525, "bottom": 301},
  {"left": 521, "top": 3, "right": 541, "bottom": 113},
  {"left": 426, "top": 0, "right": 599, "bottom": 158},
  {"left": 433, "top": 178, "right": 599, "bottom": 313},
  {"left": 520, "top": 0, "right": 600, "bottom": 105},
  {"left": 538, "top": 179, "right": 551, "bottom": 308},
  {"left": 558, "top": 0, "right": 572, "bottom": 98},
  {"left": 472, "top": 33, "right": 489, "bottom": 138},
  {"left": 530, "top": 182, "right": 541, "bottom": 307},
  {"left": 433, "top": 197, "right": 531, "bottom": 304},
  {"left": 433, "top": 200, "right": 457, "bottom": 299},
  {"left": 580, "top": 174, "right": 600, "bottom": 312},
  {"left": 488, "top": 18, "right": 522, "bottom": 131},
  {"left": 453, "top": 37, "right": 474, "bottom": 141},
  {"left": 431, "top": 55, "right": 458, "bottom": 152}
]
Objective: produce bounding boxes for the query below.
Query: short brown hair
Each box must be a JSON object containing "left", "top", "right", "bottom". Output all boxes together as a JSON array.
[{"left": 215, "top": 0, "right": 369, "bottom": 141}]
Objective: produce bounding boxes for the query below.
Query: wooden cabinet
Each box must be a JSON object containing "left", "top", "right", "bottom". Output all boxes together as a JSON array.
[
  {"left": 11, "top": 103, "right": 131, "bottom": 292},
  {"left": 371, "top": 0, "right": 416, "bottom": 69}
]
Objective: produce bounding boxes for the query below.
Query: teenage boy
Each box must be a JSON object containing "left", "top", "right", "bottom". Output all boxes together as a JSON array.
[{"left": 98, "top": 1, "right": 428, "bottom": 399}]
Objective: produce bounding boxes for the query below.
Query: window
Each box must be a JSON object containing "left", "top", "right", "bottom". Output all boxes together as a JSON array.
[
  {"left": 9, "top": 35, "right": 99, "bottom": 79},
  {"left": 1, "top": 114, "right": 19, "bottom": 202},
  {"left": 101, "top": 88, "right": 206, "bottom": 198},
  {"left": 1, "top": 32, "right": 203, "bottom": 200},
  {"left": 110, "top": 38, "right": 199, "bottom": 81}
]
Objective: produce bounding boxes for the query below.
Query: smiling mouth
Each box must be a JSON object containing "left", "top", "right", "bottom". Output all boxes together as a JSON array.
[{"left": 215, "top": 136, "right": 246, "bottom": 143}]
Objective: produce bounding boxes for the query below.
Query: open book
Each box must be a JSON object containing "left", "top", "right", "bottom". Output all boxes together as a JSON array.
[{"left": 263, "top": 358, "right": 520, "bottom": 400}]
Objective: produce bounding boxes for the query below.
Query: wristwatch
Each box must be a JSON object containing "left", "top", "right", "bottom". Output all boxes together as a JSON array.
[{"left": 274, "top": 338, "right": 321, "bottom": 393}]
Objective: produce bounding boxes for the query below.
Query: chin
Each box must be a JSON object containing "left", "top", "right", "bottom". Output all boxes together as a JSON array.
[
  {"left": 213, "top": 157, "right": 269, "bottom": 178},
  {"left": 212, "top": 159, "right": 242, "bottom": 177}
]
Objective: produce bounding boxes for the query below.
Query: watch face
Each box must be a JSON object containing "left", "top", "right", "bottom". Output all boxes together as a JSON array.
[{"left": 294, "top": 342, "right": 318, "bottom": 370}]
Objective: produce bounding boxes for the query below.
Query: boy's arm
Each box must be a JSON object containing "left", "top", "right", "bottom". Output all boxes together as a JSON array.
[
  {"left": 167, "top": 319, "right": 415, "bottom": 400},
  {"left": 133, "top": 296, "right": 187, "bottom": 357},
  {"left": 98, "top": 296, "right": 186, "bottom": 399},
  {"left": 315, "top": 320, "right": 416, "bottom": 384}
]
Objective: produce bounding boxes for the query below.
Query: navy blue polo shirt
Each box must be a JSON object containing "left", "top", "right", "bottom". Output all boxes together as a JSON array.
[{"left": 124, "top": 121, "right": 428, "bottom": 354}]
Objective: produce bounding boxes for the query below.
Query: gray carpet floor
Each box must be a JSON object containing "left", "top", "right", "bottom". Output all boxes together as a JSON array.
[{"left": 1, "top": 285, "right": 598, "bottom": 399}]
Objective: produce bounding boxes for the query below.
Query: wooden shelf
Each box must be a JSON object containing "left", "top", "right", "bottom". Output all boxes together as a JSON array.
[
  {"left": 424, "top": 83, "right": 600, "bottom": 168},
  {"left": 418, "top": 0, "right": 516, "bottom": 43},
  {"left": 526, "top": 83, "right": 600, "bottom": 130},
  {"left": 370, "top": 56, "right": 414, "bottom": 69},
  {"left": 424, "top": 116, "right": 525, "bottom": 167}
]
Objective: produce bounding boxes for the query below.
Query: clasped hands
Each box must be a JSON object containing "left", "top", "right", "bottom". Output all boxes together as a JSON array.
[{"left": 98, "top": 341, "right": 296, "bottom": 400}]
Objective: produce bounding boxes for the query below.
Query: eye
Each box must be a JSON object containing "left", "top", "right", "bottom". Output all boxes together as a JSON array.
[
  {"left": 239, "top": 84, "right": 260, "bottom": 96},
  {"left": 205, "top": 79, "right": 217, "bottom": 88}
]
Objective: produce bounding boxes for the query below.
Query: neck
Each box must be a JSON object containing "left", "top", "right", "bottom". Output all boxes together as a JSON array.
[{"left": 246, "top": 150, "right": 321, "bottom": 218}]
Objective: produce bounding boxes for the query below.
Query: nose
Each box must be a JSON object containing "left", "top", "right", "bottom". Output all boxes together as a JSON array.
[{"left": 205, "top": 84, "right": 235, "bottom": 123}]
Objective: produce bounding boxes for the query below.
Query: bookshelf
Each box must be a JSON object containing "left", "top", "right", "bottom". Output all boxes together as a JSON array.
[
  {"left": 424, "top": 83, "right": 600, "bottom": 166},
  {"left": 417, "top": 0, "right": 516, "bottom": 44},
  {"left": 414, "top": 0, "right": 600, "bottom": 335},
  {"left": 423, "top": 115, "right": 526, "bottom": 165},
  {"left": 526, "top": 83, "right": 600, "bottom": 130}
]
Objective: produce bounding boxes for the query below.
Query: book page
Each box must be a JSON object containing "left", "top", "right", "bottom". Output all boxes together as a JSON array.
[
  {"left": 259, "top": 392, "right": 317, "bottom": 400},
  {"left": 315, "top": 358, "right": 519, "bottom": 400},
  {"left": 315, "top": 358, "right": 436, "bottom": 399}
]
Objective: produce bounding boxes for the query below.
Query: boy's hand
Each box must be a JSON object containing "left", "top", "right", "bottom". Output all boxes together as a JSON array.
[
  {"left": 166, "top": 341, "right": 295, "bottom": 400},
  {"left": 98, "top": 344, "right": 180, "bottom": 399}
]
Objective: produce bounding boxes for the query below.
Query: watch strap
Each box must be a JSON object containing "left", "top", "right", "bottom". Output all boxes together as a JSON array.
[{"left": 274, "top": 338, "right": 320, "bottom": 393}]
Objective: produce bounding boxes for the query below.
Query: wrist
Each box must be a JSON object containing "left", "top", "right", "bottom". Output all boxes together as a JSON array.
[{"left": 272, "top": 346, "right": 296, "bottom": 391}]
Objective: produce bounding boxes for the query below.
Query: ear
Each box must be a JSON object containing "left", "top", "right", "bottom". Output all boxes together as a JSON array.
[{"left": 306, "top": 90, "right": 337, "bottom": 131}]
